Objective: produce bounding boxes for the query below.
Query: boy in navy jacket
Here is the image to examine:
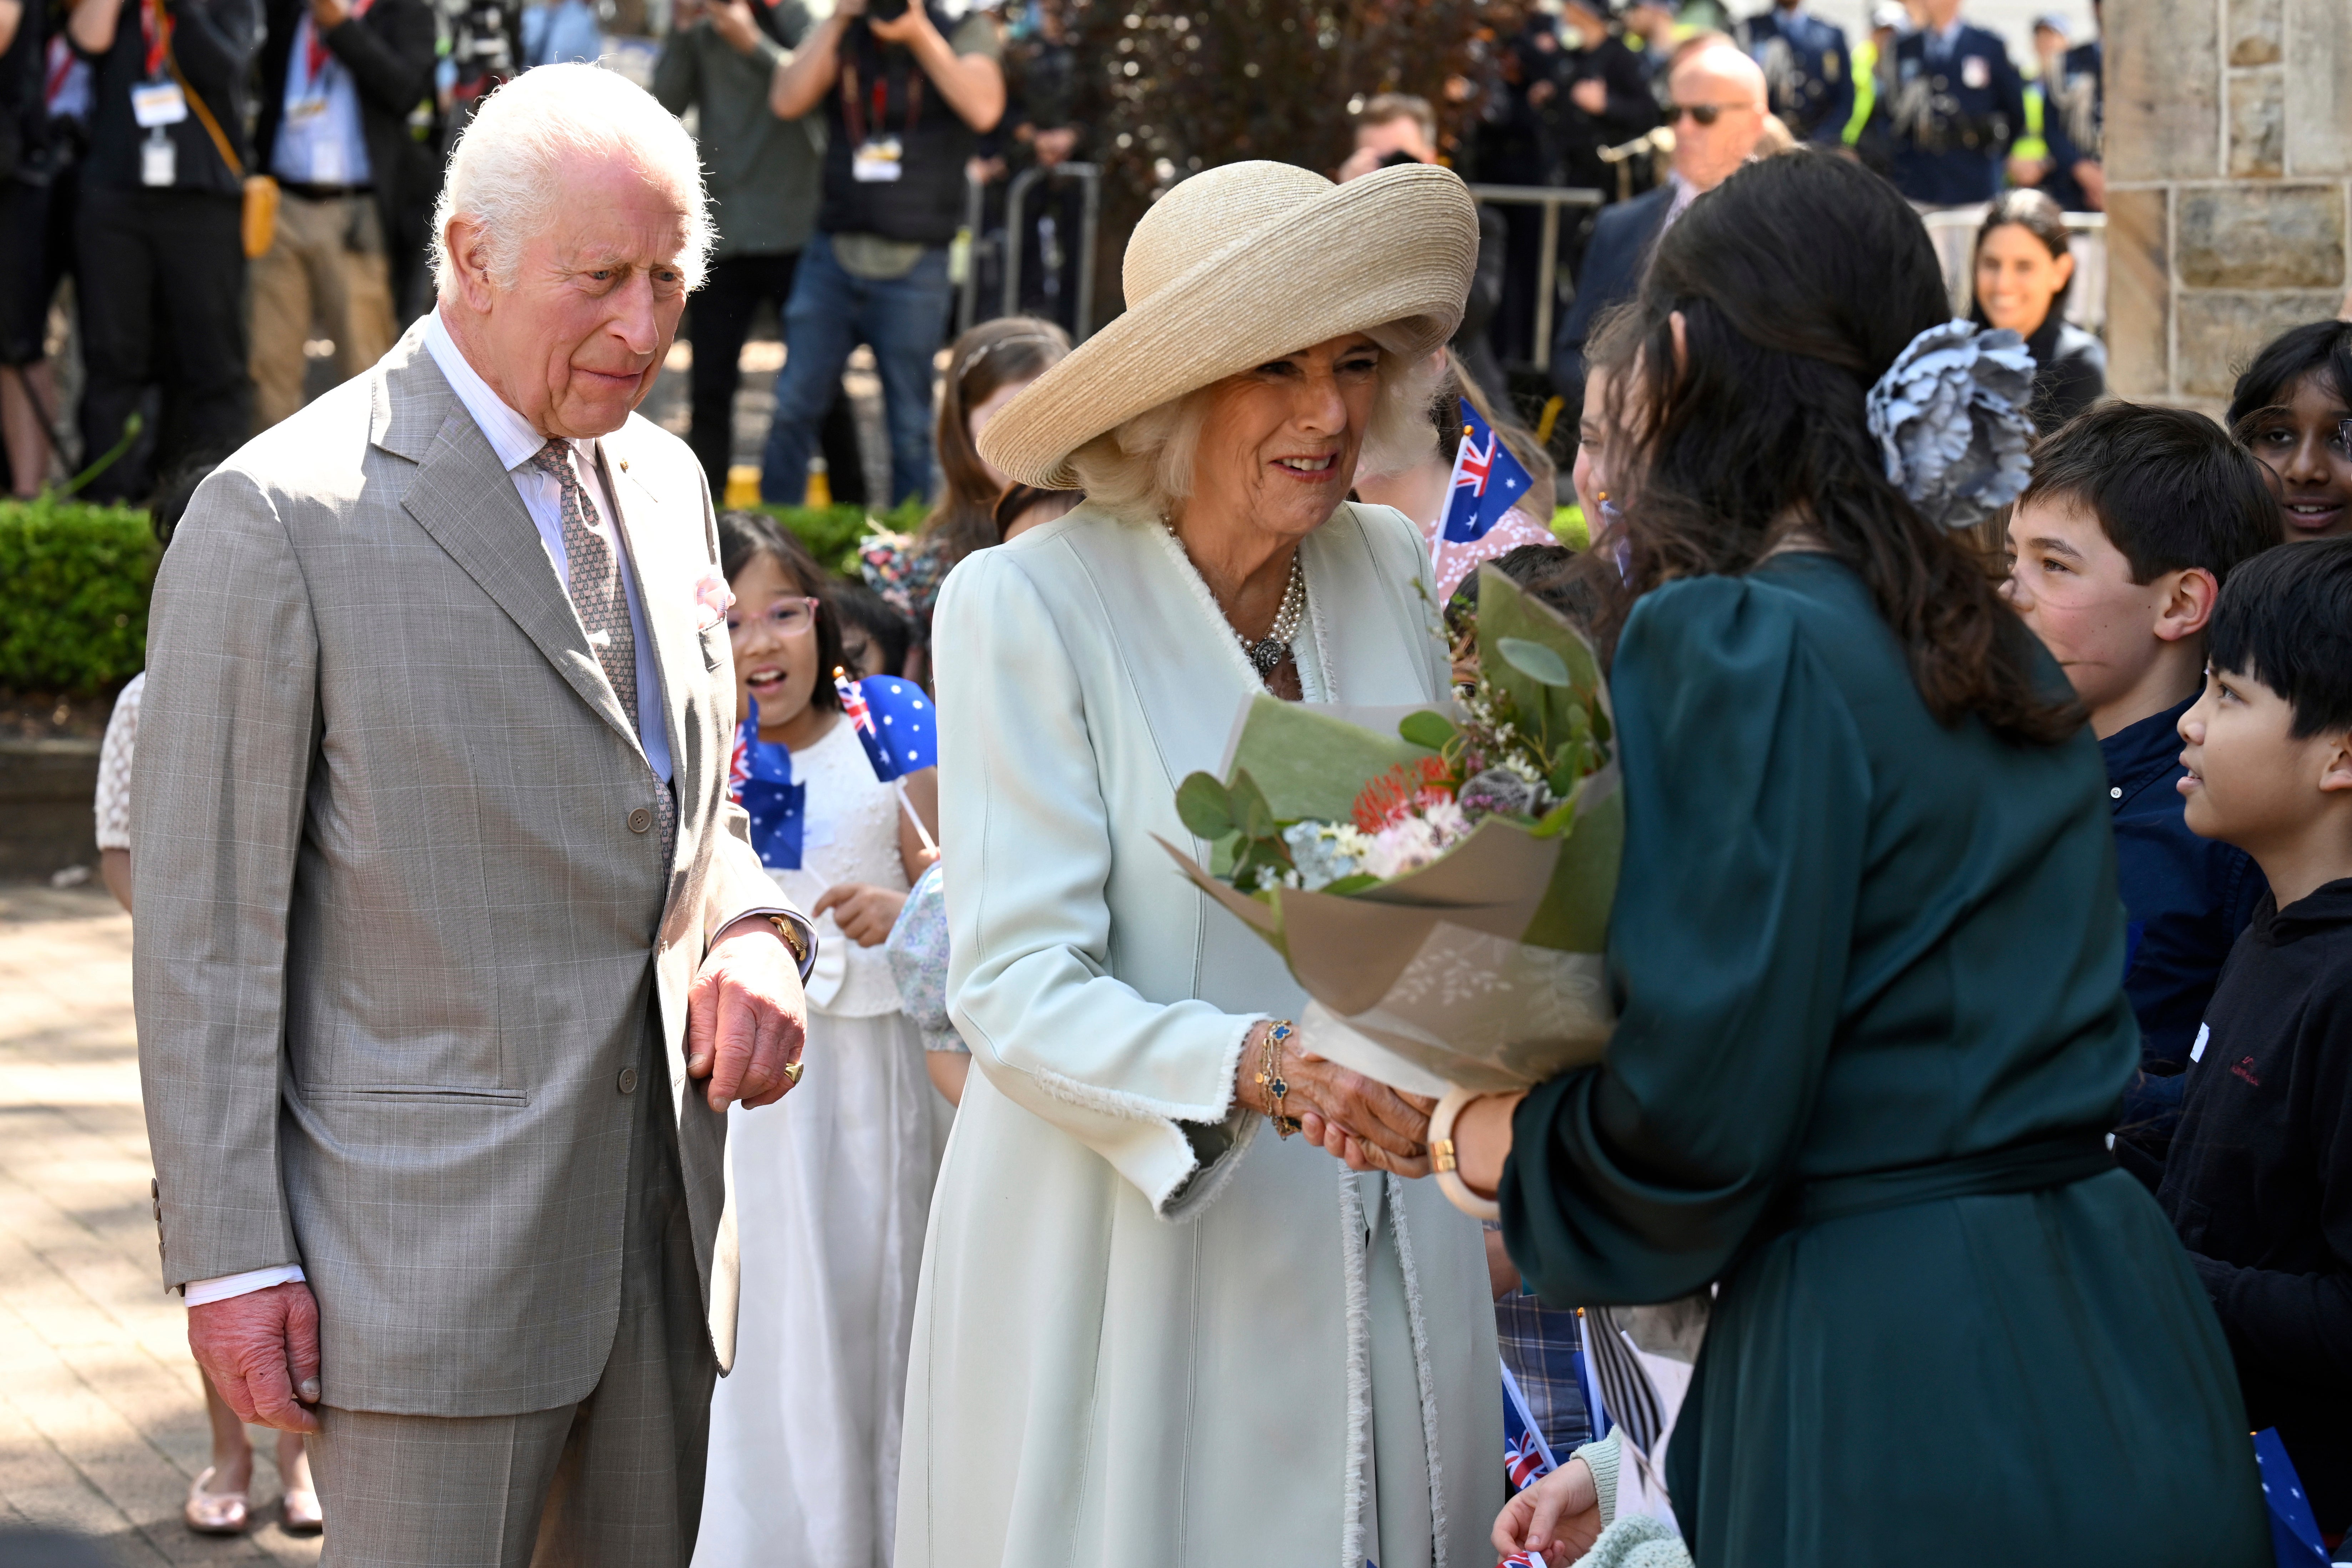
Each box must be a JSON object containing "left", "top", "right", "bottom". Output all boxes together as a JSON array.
[
  {"left": 2160, "top": 538, "right": 2352, "bottom": 1534},
  {"left": 2002, "top": 404, "right": 2280, "bottom": 1155}
]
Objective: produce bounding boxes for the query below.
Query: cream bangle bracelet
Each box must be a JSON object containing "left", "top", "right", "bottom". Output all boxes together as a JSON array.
[{"left": 1428, "top": 1085, "right": 1503, "bottom": 1221}]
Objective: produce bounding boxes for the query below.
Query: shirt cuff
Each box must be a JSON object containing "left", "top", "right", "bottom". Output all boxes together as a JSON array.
[
  {"left": 718, "top": 906, "right": 819, "bottom": 982},
  {"left": 184, "top": 1265, "right": 307, "bottom": 1306},
  {"left": 754, "top": 33, "right": 788, "bottom": 69}
]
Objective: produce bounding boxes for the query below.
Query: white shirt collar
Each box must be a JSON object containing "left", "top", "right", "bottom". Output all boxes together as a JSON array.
[
  {"left": 1932, "top": 16, "right": 1964, "bottom": 43},
  {"left": 422, "top": 307, "right": 581, "bottom": 474}
]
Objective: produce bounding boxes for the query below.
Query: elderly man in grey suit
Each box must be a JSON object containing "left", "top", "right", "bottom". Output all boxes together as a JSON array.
[{"left": 130, "top": 63, "right": 817, "bottom": 1567}]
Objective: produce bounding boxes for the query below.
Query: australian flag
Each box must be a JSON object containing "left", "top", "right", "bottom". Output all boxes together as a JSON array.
[
  {"left": 1440, "top": 400, "right": 1536, "bottom": 545},
  {"left": 833, "top": 668, "right": 939, "bottom": 783},
  {"left": 728, "top": 699, "right": 805, "bottom": 870}
]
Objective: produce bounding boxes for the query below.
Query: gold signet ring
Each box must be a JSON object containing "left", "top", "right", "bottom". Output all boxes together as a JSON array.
[{"left": 782, "top": 1060, "right": 805, "bottom": 1086}]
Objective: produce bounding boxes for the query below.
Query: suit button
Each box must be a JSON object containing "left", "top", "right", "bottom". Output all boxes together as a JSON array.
[
  {"left": 617, "top": 1067, "right": 639, "bottom": 1095},
  {"left": 627, "top": 808, "right": 653, "bottom": 834}
]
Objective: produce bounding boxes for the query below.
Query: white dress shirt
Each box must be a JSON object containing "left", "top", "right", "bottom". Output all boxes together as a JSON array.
[{"left": 185, "top": 313, "right": 685, "bottom": 1310}]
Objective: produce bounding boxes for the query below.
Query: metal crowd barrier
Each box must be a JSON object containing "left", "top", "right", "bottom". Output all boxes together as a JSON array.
[
  {"left": 1466, "top": 183, "right": 1606, "bottom": 374},
  {"left": 958, "top": 162, "right": 1104, "bottom": 343}
]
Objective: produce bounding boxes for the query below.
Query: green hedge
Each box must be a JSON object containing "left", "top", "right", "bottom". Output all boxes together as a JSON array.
[
  {"left": 0, "top": 498, "right": 159, "bottom": 694},
  {"left": 0, "top": 497, "right": 924, "bottom": 695}
]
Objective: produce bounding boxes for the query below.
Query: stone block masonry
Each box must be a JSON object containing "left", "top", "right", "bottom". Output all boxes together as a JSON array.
[{"left": 2106, "top": 0, "right": 2352, "bottom": 413}]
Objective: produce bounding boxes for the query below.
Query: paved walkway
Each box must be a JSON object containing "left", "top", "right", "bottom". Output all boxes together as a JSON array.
[{"left": 0, "top": 883, "right": 321, "bottom": 1565}]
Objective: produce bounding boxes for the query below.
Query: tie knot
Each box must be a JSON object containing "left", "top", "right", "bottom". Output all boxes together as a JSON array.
[{"left": 529, "top": 438, "right": 578, "bottom": 485}]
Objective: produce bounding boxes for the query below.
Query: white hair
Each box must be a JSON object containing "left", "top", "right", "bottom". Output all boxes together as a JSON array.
[
  {"left": 432, "top": 63, "right": 714, "bottom": 299},
  {"left": 1068, "top": 349, "right": 1445, "bottom": 524}
]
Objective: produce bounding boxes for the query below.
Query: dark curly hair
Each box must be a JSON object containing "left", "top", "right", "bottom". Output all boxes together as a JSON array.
[{"left": 1587, "top": 151, "right": 2079, "bottom": 747}]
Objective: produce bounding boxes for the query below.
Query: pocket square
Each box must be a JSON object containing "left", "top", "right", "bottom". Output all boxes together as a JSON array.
[{"left": 693, "top": 567, "right": 735, "bottom": 632}]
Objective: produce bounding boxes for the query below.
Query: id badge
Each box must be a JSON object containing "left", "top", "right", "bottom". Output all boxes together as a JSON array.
[
  {"left": 1960, "top": 54, "right": 1989, "bottom": 89},
  {"left": 131, "top": 79, "right": 188, "bottom": 127},
  {"left": 851, "top": 136, "right": 903, "bottom": 183},
  {"left": 141, "top": 129, "right": 176, "bottom": 186},
  {"left": 286, "top": 93, "right": 328, "bottom": 121}
]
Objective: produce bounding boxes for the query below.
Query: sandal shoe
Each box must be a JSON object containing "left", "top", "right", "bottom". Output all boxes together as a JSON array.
[
  {"left": 281, "top": 1484, "right": 324, "bottom": 1533},
  {"left": 183, "top": 1466, "right": 249, "bottom": 1535}
]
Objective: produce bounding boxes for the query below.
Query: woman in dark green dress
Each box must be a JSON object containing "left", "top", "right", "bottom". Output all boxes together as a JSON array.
[{"left": 1447, "top": 156, "right": 2267, "bottom": 1564}]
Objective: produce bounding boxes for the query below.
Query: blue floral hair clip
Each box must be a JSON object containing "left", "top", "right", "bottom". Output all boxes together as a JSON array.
[{"left": 1865, "top": 319, "right": 2038, "bottom": 532}]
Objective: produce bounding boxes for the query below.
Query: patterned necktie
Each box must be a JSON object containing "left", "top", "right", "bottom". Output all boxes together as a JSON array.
[{"left": 528, "top": 438, "right": 674, "bottom": 864}]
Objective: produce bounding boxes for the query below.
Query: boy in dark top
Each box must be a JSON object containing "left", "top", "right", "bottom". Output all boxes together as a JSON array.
[
  {"left": 2160, "top": 537, "right": 2352, "bottom": 1533},
  {"left": 2003, "top": 404, "right": 2280, "bottom": 1156}
]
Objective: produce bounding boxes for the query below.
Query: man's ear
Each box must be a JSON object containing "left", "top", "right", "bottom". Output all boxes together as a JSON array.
[
  {"left": 2154, "top": 566, "right": 2219, "bottom": 643},
  {"left": 2318, "top": 729, "right": 2352, "bottom": 795},
  {"left": 442, "top": 216, "right": 500, "bottom": 314}
]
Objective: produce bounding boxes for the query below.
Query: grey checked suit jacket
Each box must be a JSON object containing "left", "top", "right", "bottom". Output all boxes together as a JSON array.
[{"left": 132, "top": 323, "right": 795, "bottom": 1417}]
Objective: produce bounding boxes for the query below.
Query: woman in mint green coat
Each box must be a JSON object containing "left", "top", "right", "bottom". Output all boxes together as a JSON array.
[{"left": 1447, "top": 155, "right": 2268, "bottom": 1565}]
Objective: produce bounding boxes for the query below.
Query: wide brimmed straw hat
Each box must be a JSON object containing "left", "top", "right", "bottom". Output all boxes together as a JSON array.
[{"left": 977, "top": 160, "right": 1480, "bottom": 490}]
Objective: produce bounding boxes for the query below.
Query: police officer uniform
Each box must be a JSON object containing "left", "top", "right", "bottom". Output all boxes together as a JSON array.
[
  {"left": 2038, "top": 36, "right": 2101, "bottom": 210},
  {"left": 1737, "top": 2, "right": 1853, "bottom": 146},
  {"left": 1886, "top": 17, "right": 2026, "bottom": 206}
]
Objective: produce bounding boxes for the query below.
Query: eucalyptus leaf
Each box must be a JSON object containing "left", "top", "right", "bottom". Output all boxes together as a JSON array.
[
  {"left": 1175, "top": 772, "right": 1236, "bottom": 841},
  {"left": 1498, "top": 636, "right": 1574, "bottom": 689},
  {"left": 1397, "top": 709, "right": 1459, "bottom": 752},
  {"left": 1230, "top": 770, "right": 1281, "bottom": 842}
]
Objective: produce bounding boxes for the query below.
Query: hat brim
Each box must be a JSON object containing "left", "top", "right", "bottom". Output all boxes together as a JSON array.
[{"left": 977, "top": 163, "right": 1481, "bottom": 491}]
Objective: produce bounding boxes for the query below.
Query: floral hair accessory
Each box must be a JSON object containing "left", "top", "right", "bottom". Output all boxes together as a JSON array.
[{"left": 1865, "top": 318, "right": 2038, "bottom": 532}]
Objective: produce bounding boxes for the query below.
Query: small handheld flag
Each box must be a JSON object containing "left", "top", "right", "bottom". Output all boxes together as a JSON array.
[
  {"left": 728, "top": 699, "right": 806, "bottom": 870},
  {"left": 1439, "top": 400, "right": 1535, "bottom": 547},
  {"left": 832, "top": 669, "right": 939, "bottom": 783},
  {"left": 1501, "top": 1361, "right": 1559, "bottom": 1494}
]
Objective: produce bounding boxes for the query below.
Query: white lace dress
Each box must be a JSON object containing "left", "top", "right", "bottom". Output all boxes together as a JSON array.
[{"left": 696, "top": 715, "right": 943, "bottom": 1568}]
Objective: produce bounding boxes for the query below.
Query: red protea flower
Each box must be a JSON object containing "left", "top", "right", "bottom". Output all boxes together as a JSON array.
[{"left": 1352, "top": 756, "right": 1455, "bottom": 833}]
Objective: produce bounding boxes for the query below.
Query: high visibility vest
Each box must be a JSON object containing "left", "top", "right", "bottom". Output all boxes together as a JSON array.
[
  {"left": 2012, "top": 79, "right": 2049, "bottom": 163},
  {"left": 1843, "top": 36, "right": 1877, "bottom": 145}
]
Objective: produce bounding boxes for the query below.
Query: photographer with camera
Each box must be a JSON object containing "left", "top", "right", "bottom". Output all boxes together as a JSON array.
[{"left": 759, "top": 0, "right": 1002, "bottom": 508}]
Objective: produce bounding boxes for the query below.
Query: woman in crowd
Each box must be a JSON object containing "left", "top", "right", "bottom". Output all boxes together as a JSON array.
[
  {"left": 902, "top": 160, "right": 1500, "bottom": 1568},
  {"left": 859, "top": 316, "right": 1072, "bottom": 631},
  {"left": 1970, "top": 187, "right": 2105, "bottom": 433},
  {"left": 698, "top": 514, "right": 942, "bottom": 1568},
  {"left": 1354, "top": 348, "right": 1559, "bottom": 601},
  {"left": 1453, "top": 154, "right": 2266, "bottom": 1565},
  {"left": 2228, "top": 318, "right": 2352, "bottom": 540}
]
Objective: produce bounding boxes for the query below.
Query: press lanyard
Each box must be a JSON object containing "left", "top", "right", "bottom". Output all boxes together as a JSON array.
[
  {"left": 138, "top": 0, "right": 171, "bottom": 79},
  {"left": 839, "top": 56, "right": 922, "bottom": 147}
]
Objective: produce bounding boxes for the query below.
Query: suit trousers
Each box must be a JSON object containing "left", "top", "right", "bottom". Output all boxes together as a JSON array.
[
  {"left": 304, "top": 1023, "right": 719, "bottom": 1568},
  {"left": 249, "top": 191, "right": 398, "bottom": 432}
]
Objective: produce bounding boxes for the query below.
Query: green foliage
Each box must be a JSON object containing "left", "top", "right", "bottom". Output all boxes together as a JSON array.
[
  {"left": 1551, "top": 506, "right": 1590, "bottom": 551},
  {"left": 0, "top": 497, "right": 159, "bottom": 693},
  {"left": 754, "top": 501, "right": 927, "bottom": 578},
  {"left": 1175, "top": 767, "right": 1296, "bottom": 892}
]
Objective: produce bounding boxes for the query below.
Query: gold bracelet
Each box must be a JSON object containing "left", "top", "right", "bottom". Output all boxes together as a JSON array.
[{"left": 1256, "top": 1019, "right": 1300, "bottom": 1138}]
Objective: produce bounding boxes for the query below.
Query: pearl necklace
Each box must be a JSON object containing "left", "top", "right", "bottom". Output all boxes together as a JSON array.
[{"left": 1236, "top": 551, "right": 1307, "bottom": 676}]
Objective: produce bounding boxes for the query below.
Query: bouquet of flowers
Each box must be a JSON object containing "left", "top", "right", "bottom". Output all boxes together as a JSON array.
[{"left": 1160, "top": 566, "right": 1621, "bottom": 1097}]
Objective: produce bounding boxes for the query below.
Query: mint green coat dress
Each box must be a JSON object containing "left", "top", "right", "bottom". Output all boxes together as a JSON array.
[{"left": 1498, "top": 555, "right": 2269, "bottom": 1564}]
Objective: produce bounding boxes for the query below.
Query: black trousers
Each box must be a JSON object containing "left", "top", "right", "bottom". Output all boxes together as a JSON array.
[
  {"left": 689, "top": 251, "right": 864, "bottom": 506},
  {"left": 76, "top": 184, "right": 252, "bottom": 504}
]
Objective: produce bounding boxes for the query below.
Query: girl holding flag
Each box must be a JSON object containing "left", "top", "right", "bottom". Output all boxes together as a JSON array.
[{"left": 699, "top": 512, "right": 944, "bottom": 1568}]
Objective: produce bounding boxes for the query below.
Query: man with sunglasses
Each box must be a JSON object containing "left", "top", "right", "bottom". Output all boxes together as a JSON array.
[
  {"left": 1883, "top": 0, "right": 2025, "bottom": 207},
  {"left": 1548, "top": 37, "right": 1765, "bottom": 403}
]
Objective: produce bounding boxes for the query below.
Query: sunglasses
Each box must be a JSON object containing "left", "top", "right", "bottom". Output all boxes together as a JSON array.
[
  {"left": 1669, "top": 102, "right": 1748, "bottom": 126},
  {"left": 728, "top": 595, "right": 821, "bottom": 642}
]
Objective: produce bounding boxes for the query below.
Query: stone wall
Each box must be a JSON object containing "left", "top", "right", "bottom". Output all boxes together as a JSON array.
[{"left": 2105, "top": 0, "right": 2352, "bottom": 411}]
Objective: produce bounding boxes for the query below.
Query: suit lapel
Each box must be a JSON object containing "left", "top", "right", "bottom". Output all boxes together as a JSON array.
[
  {"left": 378, "top": 344, "right": 642, "bottom": 755},
  {"left": 596, "top": 428, "right": 690, "bottom": 781}
]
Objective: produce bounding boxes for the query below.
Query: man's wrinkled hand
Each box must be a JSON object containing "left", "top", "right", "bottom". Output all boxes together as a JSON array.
[
  {"left": 188, "top": 1281, "right": 323, "bottom": 1434},
  {"left": 687, "top": 919, "right": 810, "bottom": 1110}
]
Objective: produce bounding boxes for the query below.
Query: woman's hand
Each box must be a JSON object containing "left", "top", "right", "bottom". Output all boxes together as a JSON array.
[
  {"left": 813, "top": 883, "right": 909, "bottom": 948},
  {"left": 1232, "top": 1023, "right": 1434, "bottom": 1174},
  {"left": 1492, "top": 1456, "right": 1603, "bottom": 1566}
]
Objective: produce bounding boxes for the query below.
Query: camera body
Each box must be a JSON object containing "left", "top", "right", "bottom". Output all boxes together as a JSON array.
[{"left": 866, "top": 0, "right": 909, "bottom": 20}]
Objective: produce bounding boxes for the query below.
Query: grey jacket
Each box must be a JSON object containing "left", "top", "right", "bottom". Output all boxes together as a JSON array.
[
  {"left": 652, "top": 5, "right": 823, "bottom": 259},
  {"left": 132, "top": 323, "right": 796, "bottom": 1416}
]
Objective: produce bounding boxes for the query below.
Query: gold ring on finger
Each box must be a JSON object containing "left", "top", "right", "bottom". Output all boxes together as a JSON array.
[{"left": 783, "top": 1060, "right": 804, "bottom": 1086}]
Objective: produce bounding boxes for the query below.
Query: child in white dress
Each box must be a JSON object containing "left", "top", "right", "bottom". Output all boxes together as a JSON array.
[{"left": 695, "top": 514, "right": 941, "bottom": 1568}]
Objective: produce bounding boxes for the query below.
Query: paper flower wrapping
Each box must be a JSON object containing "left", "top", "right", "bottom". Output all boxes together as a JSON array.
[{"left": 1865, "top": 318, "right": 2038, "bottom": 532}]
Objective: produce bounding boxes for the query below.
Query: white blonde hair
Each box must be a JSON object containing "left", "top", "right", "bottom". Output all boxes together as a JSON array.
[
  {"left": 432, "top": 63, "right": 714, "bottom": 298},
  {"left": 1068, "top": 349, "right": 1444, "bottom": 523}
]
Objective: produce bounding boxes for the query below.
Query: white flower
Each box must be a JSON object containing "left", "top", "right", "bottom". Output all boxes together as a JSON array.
[
  {"left": 1360, "top": 801, "right": 1471, "bottom": 879},
  {"left": 1282, "top": 821, "right": 1372, "bottom": 891},
  {"left": 1866, "top": 318, "right": 2037, "bottom": 532}
]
